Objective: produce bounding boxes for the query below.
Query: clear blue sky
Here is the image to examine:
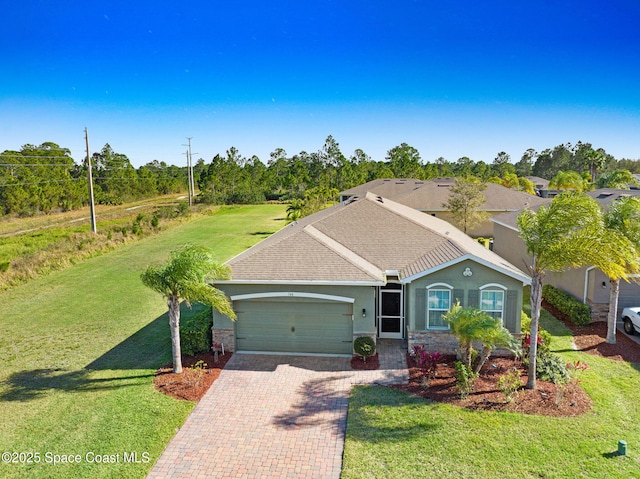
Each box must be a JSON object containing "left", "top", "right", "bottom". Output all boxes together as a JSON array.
[{"left": 1, "top": 1, "right": 639, "bottom": 167}]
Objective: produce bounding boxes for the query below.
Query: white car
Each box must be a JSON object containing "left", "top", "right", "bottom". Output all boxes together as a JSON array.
[{"left": 622, "top": 307, "right": 640, "bottom": 335}]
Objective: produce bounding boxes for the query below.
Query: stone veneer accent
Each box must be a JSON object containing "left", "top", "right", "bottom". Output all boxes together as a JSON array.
[
  {"left": 212, "top": 328, "right": 235, "bottom": 353},
  {"left": 587, "top": 300, "right": 608, "bottom": 323},
  {"left": 408, "top": 330, "right": 520, "bottom": 357},
  {"left": 408, "top": 329, "right": 459, "bottom": 355}
]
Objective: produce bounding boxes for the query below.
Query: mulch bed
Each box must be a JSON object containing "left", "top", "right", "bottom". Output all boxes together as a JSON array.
[
  {"left": 155, "top": 305, "right": 639, "bottom": 415},
  {"left": 350, "top": 353, "right": 380, "bottom": 370},
  {"left": 153, "top": 351, "right": 233, "bottom": 402},
  {"left": 393, "top": 354, "right": 591, "bottom": 417},
  {"left": 543, "top": 299, "right": 640, "bottom": 364}
]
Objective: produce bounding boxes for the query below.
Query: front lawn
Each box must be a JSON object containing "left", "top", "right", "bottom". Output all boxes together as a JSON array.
[
  {"left": 342, "top": 311, "right": 640, "bottom": 479},
  {"left": 0, "top": 204, "right": 285, "bottom": 479}
]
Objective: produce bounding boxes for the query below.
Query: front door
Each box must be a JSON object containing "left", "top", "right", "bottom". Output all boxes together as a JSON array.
[{"left": 378, "top": 283, "right": 404, "bottom": 339}]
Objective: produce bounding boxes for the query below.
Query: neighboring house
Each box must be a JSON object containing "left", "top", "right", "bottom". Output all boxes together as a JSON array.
[
  {"left": 339, "top": 178, "right": 547, "bottom": 237},
  {"left": 525, "top": 176, "right": 556, "bottom": 198},
  {"left": 491, "top": 188, "right": 640, "bottom": 321},
  {"left": 213, "top": 192, "right": 530, "bottom": 355}
]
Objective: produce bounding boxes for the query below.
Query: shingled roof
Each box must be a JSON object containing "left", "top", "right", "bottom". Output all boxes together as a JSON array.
[
  {"left": 223, "top": 192, "right": 530, "bottom": 285},
  {"left": 340, "top": 177, "right": 547, "bottom": 212}
]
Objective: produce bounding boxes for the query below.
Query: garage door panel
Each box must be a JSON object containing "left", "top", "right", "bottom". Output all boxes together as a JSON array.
[{"left": 235, "top": 299, "right": 353, "bottom": 354}]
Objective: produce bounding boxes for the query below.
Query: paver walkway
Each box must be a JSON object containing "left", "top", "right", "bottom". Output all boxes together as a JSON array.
[{"left": 147, "top": 339, "right": 408, "bottom": 479}]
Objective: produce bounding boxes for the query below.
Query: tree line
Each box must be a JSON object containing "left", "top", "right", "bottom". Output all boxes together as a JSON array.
[{"left": 2, "top": 137, "right": 639, "bottom": 216}]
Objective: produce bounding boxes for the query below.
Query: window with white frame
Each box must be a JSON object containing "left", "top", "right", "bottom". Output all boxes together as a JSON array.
[
  {"left": 427, "top": 287, "right": 451, "bottom": 329},
  {"left": 480, "top": 288, "right": 505, "bottom": 322}
]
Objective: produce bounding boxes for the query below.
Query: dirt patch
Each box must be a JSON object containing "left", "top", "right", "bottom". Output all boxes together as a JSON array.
[
  {"left": 351, "top": 353, "right": 380, "bottom": 370},
  {"left": 393, "top": 354, "right": 591, "bottom": 417},
  {"left": 154, "top": 351, "right": 233, "bottom": 402}
]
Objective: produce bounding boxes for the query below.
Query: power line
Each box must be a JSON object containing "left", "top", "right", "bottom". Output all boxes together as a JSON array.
[
  {"left": 0, "top": 163, "right": 78, "bottom": 167},
  {"left": 0, "top": 178, "right": 83, "bottom": 188}
]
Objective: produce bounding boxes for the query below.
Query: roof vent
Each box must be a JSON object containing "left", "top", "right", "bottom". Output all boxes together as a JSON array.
[{"left": 376, "top": 196, "right": 384, "bottom": 203}]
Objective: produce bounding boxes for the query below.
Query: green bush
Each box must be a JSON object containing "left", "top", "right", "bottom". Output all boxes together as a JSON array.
[
  {"left": 353, "top": 336, "right": 376, "bottom": 361},
  {"left": 542, "top": 284, "right": 591, "bottom": 325},
  {"left": 535, "top": 351, "right": 570, "bottom": 384},
  {"left": 180, "top": 306, "right": 213, "bottom": 356},
  {"left": 0, "top": 261, "right": 10, "bottom": 273}
]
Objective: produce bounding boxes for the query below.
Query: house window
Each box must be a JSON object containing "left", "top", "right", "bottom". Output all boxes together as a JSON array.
[
  {"left": 427, "top": 288, "right": 451, "bottom": 330},
  {"left": 480, "top": 289, "right": 504, "bottom": 322}
]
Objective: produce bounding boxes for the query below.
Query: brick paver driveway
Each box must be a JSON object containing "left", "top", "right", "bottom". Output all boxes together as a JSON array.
[{"left": 147, "top": 340, "right": 407, "bottom": 479}]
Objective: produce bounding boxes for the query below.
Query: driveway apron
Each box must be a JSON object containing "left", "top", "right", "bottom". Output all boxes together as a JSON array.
[{"left": 147, "top": 339, "right": 408, "bottom": 479}]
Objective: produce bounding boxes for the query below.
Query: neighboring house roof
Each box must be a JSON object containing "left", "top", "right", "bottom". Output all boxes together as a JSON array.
[
  {"left": 339, "top": 177, "right": 546, "bottom": 212},
  {"left": 223, "top": 192, "right": 531, "bottom": 285},
  {"left": 526, "top": 176, "right": 550, "bottom": 189},
  {"left": 587, "top": 188, "right": 640, "bottom": 209},
  {"left": 339, "top": 178, "right": 426, "bottom": 200},
  {"left": 492, "top": 188, "right": 640, "bottom": 232},
  {"left": 392, "top": 178, "right": 547, "bottom": 212}
]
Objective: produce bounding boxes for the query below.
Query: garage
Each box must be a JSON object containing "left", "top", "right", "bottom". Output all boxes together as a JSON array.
[{"left": 233, "top": 294, "right": 354, "bottom": 355}]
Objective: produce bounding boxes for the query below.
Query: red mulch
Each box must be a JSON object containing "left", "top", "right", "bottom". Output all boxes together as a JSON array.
[
  {"left": 350, "top": 353, "right": 380, "bottom": 370},
  {"left": 393, "top": 354, "right": 591, "bottom": 417},
  {"left": 153, "top": 351, "right": 233, "bottom": 402},
  {"left": 543, "top": 300, "right": 640, "bottom": 364}
]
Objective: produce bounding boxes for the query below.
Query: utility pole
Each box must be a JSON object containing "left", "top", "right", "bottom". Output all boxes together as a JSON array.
[
  {"left": 84, "top": 128, "right": 97, "bottom": 234},
  {"left": 182, "top": 137, "right": 197, "bottom": 205},
  {"left": 184, "top": 149, "right": 192, "bottom": 206}
]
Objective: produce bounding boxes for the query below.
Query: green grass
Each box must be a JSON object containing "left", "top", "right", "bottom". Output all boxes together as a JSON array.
[
  {"left": 0, "top": 204, "right": 286, "bottom": 479},
  {"left": 343, "top": 310, "right": 640, "bottom": 479}
]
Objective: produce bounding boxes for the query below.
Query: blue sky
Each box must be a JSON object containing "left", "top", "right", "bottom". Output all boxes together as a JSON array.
[{"left": 1, "top": 1, "right": 639, "bottom": 167}]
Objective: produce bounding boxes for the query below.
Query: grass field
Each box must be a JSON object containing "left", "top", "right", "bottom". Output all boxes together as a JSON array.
[
  {"left": 0, "top": 204, "right": 286, "bottom": 479},
  {"left": 342, "top": 310, "right": 640, "bottom": 479}
]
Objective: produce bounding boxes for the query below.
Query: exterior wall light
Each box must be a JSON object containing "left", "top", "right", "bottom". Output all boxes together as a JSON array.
[{"left": 362, "top": 308, "right": 366, "bottom": 317}]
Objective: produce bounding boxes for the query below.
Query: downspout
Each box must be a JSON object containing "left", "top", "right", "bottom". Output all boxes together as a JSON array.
[{"left": 583, "top": 266, "right": 596, "bottom": 304}]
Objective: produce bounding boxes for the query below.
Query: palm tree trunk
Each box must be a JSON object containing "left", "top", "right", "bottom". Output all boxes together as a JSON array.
[
  {"left": 606, "top": 278, "right": 620, "bottom": 344},
  {"left": 526, "top": 272, "right": 543, "bottom": 390},
  {"left": 168, "top": 296, "right": 183, "bottom": 373},
  {"left": 474, "top": 346, "right": 492, "bottom": 375}
]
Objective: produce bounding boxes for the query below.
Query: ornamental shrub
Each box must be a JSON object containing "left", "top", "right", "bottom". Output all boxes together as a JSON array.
[
  {"left": 180, "top": 306, "right": 213, "bottom": 356},
  {"left": 542, "top": 284, "right": 591, "bottom": 325},
  {"left": 535, "top": 351, "right": 570, "bottom": 384},
  {"left": 354, "top": 336, "right": 376, "bottom": 362}
]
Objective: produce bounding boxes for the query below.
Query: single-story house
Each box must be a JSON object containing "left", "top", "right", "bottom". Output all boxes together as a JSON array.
[
  {"left": 213, "top": 192, "right": 531, "bottom": 356},
  {"left": 339, "top": 178, "right": 547, "bottom": 237},
  {"left": 491, "top": 188, "right": 640, "bottom": 321}
]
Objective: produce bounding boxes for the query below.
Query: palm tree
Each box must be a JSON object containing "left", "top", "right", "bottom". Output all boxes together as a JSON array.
[
  {"left": 286, "top": 198, "right": 306, "bottom": 223},
  {"left": 601, "top": 197, "right": 640, "bottom": 343},
  {"left": 517, "top": 192, "right": 628, "bottom": 389},
  {"left": 596, "top": 169, "right": 639, "bottom": 189},
  {"left": 444, "top": 303, "right": 519, "bottom": 374},
  {"left": 141, "top": 244, "right": 236, "bottom": 373},
  {"left": 549, "top": 170, "right": 588, "bottom": 193}
]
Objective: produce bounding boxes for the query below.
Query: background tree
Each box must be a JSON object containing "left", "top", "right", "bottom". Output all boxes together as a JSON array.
[
  {"left": 516, "top": 192, "right": 628, "bottom": 389},
  {"left": 515, "top": 149, "right": 536, "bottom": 177},
  {"left": 443, "top": 177, "right": 489, "bottom": 234},
  {"left": 548, "top": 170, "right": 588, "bottom": 193},
  {"left": 601, "top": 197, "right": 640, "bottom": 343},
  {"left": 596, "top": 169, "right": 638, "bottom": 189},
  {"left": 140, "top": 245, "right": 235, "bottom": 373},
  {"left": 386, "top": 143, "right": 423, "bottom": 178}
]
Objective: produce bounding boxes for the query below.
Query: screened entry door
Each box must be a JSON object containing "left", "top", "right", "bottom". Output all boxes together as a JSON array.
[{"left": 378, "top": 283, "right": 404, "bottom": 339}]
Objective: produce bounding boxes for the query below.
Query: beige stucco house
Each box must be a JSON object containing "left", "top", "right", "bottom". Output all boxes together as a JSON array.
[{"left": 491, "top": 188, "right": 640, "bottom": 321}]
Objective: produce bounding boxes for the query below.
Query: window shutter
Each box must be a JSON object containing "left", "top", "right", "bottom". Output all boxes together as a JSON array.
[
  {"left": 505, "top": 290, "right": 518, "bottom": 332},
  {"left": 468, "top": 289, "right": 479, "bottom": 308},
  {"left": 415, "top": 288, "right": 426, "bottom": 330},
  {"left": 453, "top": 289, "right": 464, "bottom": 307}
]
